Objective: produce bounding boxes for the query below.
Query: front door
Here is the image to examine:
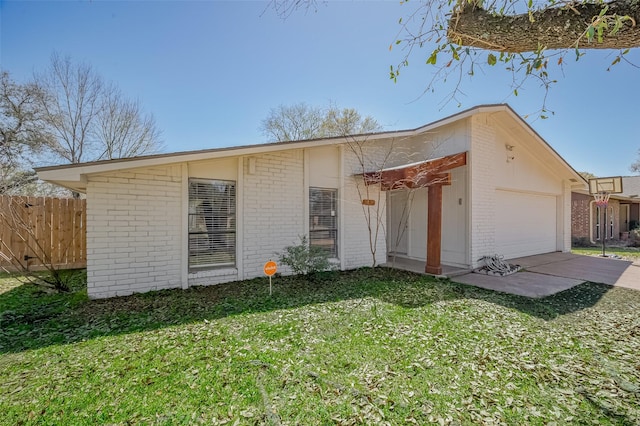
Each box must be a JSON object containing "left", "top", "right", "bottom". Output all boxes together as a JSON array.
[
  {"left": 621, "top": 204, "right": 630, "bottom": 232},
  {"left": 388, "top": 190, "right": 410, "bottom": 255}
]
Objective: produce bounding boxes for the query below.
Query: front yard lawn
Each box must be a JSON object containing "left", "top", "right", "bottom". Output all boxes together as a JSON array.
[{"left": 1, "top": 269, "right": 639, "bottom": 425}]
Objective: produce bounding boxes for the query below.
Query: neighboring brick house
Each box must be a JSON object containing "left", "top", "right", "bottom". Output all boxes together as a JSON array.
[
  {"left": 37, "top": 104, "right": 586, "bottom": 299},
  {"left": 571, "top": 192, "right": 592, "bottom": 240},
  {"left": 571, "top": 192, "right": 621, "bottom": 243},
  {"left": 571, "top": 176, "right": 640, "bottom": 244}
]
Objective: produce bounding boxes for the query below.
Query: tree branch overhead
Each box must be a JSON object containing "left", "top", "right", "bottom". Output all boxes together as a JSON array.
[{"left": 448, "top": 0, "right": 640, "bottom": 52}]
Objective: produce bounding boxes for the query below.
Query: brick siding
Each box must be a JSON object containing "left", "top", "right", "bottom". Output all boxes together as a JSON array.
[{"left": 86, "top": 165, "right": 183, "bottom": 299}]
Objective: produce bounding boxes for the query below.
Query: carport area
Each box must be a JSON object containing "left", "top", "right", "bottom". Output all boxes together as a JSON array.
[{"left": 452, "top": 252, "right": 640, "bottom": 298}]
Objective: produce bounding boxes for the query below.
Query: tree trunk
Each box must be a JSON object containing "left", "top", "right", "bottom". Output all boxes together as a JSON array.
[{"left": 448, "top": 0, "right": 640, "bottom": 52}]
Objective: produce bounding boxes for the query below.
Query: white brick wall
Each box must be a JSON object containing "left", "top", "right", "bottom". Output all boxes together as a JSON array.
[
  {"left": 188, "top": 267, "right": 238, "bottom": 288},
  {"left": 241, "top": 150, "right": 305, "bottom": 278},
  {"left": 84, "top": 147, "right": 389, "bottom": 298},
  {"left": 469, "top": 114, "right": 497, "bottom": 268},
  {"left": 86, "top": 165, "right": 183, "bottom": 299},
  {"left": 341, "top": 142, "right": 389, "bottom": 269}
]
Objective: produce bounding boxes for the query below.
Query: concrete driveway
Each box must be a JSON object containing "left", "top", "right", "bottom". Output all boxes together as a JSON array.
[{"left": 452, "top": 252, "right": 640, "bottom": 298}]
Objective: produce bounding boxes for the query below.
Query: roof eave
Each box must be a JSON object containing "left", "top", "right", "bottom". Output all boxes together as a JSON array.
[{"left": 38, "top": 103, "right": 574, "bottom": 190}]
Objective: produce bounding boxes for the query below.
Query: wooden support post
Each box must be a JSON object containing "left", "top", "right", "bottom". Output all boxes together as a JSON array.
[{"left": 425, "top": 184, "right": 443, "bottom": 275}]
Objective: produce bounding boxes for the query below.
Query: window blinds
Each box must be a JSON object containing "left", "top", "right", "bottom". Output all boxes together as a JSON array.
[
  {"left": 309, "top": 187, "right": 337, "bottom": 257},
  {"left": 188, "top": 179, "right": 236, "bottom": 269}
]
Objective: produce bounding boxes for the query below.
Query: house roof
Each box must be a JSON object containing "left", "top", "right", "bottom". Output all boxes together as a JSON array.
[
  {"left": 621, "top": 176, "right": 640, "bottom": 199},
  {"left": 36, "top": 103, "right": 586, "bottom": 193}
]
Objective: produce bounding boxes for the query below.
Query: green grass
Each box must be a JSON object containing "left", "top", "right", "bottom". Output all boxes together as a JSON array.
[
  {"left": 573, "top": 246, "right": 640, "bottom": 261},
  {"left": 1, "top": 269, "right": 639, "bottom": 425}
]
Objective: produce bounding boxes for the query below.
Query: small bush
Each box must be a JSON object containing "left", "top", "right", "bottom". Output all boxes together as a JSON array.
[
  {"left": 572, "top": 236, "right": 594, "bottom": 248},
  {"left": 278, "top": 235, "right": 334, "bottom": 278}
]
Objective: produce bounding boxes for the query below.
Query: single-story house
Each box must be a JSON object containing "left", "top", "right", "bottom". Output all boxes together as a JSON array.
[
  {"left": 572, "top": 176, "right": 640, "bottom": 243},
  {"left": 37, "top": 104, "right": 586, "bottom": 299}
]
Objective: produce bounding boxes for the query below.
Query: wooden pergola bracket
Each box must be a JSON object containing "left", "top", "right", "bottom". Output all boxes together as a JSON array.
[{"left": 363, "top": 152, "right": 467, "bottom": 275}]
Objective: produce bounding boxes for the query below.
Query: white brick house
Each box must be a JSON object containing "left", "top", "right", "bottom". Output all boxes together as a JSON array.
[{"left": 37, "top": 104, "right": 586, "bottom": 299}]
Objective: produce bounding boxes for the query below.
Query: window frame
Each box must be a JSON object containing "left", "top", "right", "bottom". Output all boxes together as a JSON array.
[
  {"left": 609, "top": 205, "right": 614, "bottom": 239},
  {"left": 596, "top": 205, "right": 601, "bottom": 240},
  {"left": 309, "top": 187, "right": 338, "bottom": 258},
  {"left": 188, "top": 178, "right": 236, "bottom": 271}
]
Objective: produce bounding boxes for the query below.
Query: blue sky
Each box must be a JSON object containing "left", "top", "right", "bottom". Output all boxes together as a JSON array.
[{"left": 1, "top": 0, "right": 639, "bottom": 176}]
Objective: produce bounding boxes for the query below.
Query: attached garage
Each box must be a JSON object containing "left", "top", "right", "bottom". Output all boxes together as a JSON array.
[{"left": 495, "top": 190, "right": 557, "bottom": 259}]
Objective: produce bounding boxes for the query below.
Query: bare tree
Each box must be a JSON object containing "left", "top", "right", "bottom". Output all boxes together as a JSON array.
[
  {"left": 0, "top": 71, "right": 54, "bottom": 193},
  {"left": 35, "top": 53, "right": 163, "bottom": 166},
  {"left": 265, "top": 0, "right": 321, "bottom": 19},
  {"left": 35, "top": 53, "right": 104, "bottom": 164},
  {"left": 344, "top": 136, "right": 397, "bottom": 267},
  {"left": 631, "top": 151, "right": 640, "bottom": 174},
  {"left": 0, "top": 169, "right": 38, "bottom": 195},
  {"left": 322, "top": 106, "right": 383, "bottom": 137},
  {"left": 580, "top": 171, "right": 598, "bottom": 180},
  {"left": 96, "top": 87, "right": 163, "bottom": 160},
  {"left": 261, "top": 103, "right": 326, "bottom": 142},
  {"left": 261, "top": 102, "right": 383, "bottom": 142}
]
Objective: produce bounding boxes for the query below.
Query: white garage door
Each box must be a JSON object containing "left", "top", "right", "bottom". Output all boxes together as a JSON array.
[{"left": 495, "top": 190, "right": 557, "bottom": 259}]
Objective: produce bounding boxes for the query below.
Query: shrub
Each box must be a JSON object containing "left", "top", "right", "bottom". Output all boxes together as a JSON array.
[
  {"left": 572, "top": 236, "right": 594, "bottom": 248},
  {"left": 278, "top": 235, "right": 333, "bottom": 278}
]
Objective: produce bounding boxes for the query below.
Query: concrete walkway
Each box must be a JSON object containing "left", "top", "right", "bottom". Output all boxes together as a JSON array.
[{"left": 452, "top": 252, "right": 640, "bottom": 298}]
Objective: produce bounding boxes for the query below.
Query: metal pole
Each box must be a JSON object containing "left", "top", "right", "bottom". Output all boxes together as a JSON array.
[{"left": 602, "top": 202, "right": 607, "bottom": 257}]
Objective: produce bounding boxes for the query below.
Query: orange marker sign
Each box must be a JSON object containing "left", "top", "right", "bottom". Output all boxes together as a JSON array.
[
  {"left": 264, "top": 260, "right": 277, "bottom": 296},
  {"left": 264, "top": 261, "right": 277, "bottom": 276}
]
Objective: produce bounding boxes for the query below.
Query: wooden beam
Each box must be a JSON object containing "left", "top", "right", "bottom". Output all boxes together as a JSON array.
[
  {"left": 410, "top": 152, "right": 467, "bottom": 177},
  {"left": 412, "top": 172, "right": 451, "bottom": 189},
  {"left": 425, "top": 184, "right": 443, "bottom": 275},
  {"left": 363, "top": 152, "right": 467, "bottom": 190}
]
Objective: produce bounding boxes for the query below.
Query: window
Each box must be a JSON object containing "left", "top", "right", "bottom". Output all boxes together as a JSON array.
[
  {"left": 596, "top": 205, "right": 615, "bottom": 240},
  {"left": 609, "top": 206, "right": 614, "bottom": 239},
  {"left": 309, "top": 187, "right": 337, "bottom": 257},
  {"left": 596, "top": 206, "right": 601, "bottom": 240},
  {"left": 188, "top": 179, "right": 236, "bottom": 270}
]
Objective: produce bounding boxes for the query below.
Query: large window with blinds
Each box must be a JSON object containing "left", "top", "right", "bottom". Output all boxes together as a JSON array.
[
  {"left": 188, "top": 179, "right": 236, "bottom": 270},
  {"left": 309, "top": 187, "right": 338, "bottom": 258}
]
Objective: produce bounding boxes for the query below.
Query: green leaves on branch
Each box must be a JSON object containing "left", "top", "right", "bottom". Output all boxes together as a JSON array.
[
  {"left": 582, "top": 6, "right": 636, "bottom": 45},
  {"left": 608, "top": 48, "right": 631, "bottom": 71},
  {"left": 390, "top": 59, "right": 408, "bottom": 82}
]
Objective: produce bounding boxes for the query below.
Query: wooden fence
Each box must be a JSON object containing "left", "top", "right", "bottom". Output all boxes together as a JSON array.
[{"left": 0, "top": 195, "right": 86, "bottom": 271}]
